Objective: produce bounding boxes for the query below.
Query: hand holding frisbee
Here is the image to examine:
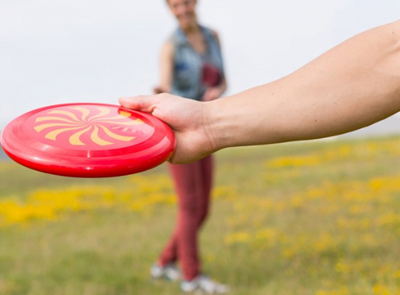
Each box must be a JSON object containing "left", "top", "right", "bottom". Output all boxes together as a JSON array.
[
  {"left": 119, "top": 94, "right": 215, "bottom": 164},
  {"left": 0, "top": 103, "right": 175, "bottom": 177}
]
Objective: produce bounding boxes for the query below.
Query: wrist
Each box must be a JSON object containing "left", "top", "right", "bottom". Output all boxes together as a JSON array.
[{"left": 202, "top": 99, "right": 230, "bottom": 153}]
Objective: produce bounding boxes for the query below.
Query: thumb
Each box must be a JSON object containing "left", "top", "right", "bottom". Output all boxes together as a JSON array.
[{"left": 119, "top": 95, "right": 159, "bottom": 113}]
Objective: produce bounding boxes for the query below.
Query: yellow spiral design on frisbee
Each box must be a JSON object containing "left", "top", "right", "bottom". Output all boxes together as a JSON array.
[{"left": 34, "top": 107, "right": 143, "bottom": 146}]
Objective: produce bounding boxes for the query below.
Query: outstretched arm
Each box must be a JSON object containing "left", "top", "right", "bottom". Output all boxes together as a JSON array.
[
  {"left": 211, "top": 20, "right": 400, "bottom": 149},
  {"left": 120, "top": 20, "right": 400, "bottom": 164}
]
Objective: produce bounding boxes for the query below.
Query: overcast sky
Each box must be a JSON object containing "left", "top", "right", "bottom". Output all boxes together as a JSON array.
[{"left": 1, "top": 0, "right": 400, "bottom": 135}]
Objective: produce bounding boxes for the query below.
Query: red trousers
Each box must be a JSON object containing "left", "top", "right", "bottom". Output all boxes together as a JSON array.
[{"left": 158, "top": 155, "right": 213, "bottom": 280}]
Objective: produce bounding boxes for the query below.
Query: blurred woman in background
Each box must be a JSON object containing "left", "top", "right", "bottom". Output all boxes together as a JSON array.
[{"left": 150, "top": 0, "right": 229, "bottom": 293}]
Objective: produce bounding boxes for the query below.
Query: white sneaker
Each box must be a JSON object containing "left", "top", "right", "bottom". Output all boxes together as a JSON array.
[
  {"left": 180, "top": 275, "right": 230, "bottom": 294},
  {"left": 150, "top": 263, "right": 181, "bottom": 281}
]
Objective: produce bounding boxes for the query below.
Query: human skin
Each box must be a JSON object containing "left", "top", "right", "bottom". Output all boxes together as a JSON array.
[{"left": 120, "top": 20, "right": 400, "bottom": 164}]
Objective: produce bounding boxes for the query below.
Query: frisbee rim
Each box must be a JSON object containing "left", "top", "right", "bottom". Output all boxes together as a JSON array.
[{"left": 0, "top": 103, "right": 175, "bottom": 177}]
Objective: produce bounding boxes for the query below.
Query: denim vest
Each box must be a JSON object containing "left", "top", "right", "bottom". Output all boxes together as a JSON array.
[{"left": 169, "top": 25, "right": 224, "bottom": 100}]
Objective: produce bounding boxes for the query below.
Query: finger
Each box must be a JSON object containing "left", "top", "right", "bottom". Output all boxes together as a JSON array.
[
  {"left": 118, "top": 95, "right": 157, "bottom": 113},
  {"left": 167, "top": 152, "right": 176, "bottom": 164}
]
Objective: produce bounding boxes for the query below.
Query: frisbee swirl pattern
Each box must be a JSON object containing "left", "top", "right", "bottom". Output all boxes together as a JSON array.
[
  {"left": 33, "top": 106, "right": 143, "bottom": 146},
  {"left": 1, "top": 103, "right": 174, "bottom": 177}
]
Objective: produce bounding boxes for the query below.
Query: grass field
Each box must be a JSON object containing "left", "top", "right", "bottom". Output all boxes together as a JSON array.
[{"left": 1, "top": 136, "right": 400, "bottom": 295}]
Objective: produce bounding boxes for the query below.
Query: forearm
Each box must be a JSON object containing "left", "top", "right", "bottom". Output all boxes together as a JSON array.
[
  {"left": 207, "top": 20, "right": 400, "bottom": 150},
  {"left": 156, "top": 42, "right": 174, "bottom": 94}
]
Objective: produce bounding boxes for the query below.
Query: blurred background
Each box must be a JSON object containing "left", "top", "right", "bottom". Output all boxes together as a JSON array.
[
  {"left": 1, "top": 1, "right": 400, "bottom": 295},
  {"left": 1, "top": 0, "right": 400, "bottom": 137}
]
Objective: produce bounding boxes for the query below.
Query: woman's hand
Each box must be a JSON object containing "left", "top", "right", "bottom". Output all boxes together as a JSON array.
[
  {"left": 202, "top": 87, "right": 223, "bottom": 101},
  {"left": 153, "top": 86, "right": 170, "bottom": 95},
  {"left": 119, "top": 94, "right": 217, "bottom": 164}
]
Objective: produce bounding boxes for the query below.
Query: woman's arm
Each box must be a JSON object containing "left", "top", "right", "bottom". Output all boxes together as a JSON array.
[
  {"left": 153, "top": 41, "right": 174, "bottom": 94},
  {"left": 121, "top": 20, "right": 400, "bottom": 163}
]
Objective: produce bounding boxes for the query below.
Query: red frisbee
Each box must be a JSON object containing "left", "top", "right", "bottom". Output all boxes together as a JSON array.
[{"left": 0, "top": 103, "right": 175, "bottom": 177}]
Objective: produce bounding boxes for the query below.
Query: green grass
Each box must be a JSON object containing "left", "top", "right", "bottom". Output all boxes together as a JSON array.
[{"left": 1, "top": 136, "right": 400, "bottom": 295}]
